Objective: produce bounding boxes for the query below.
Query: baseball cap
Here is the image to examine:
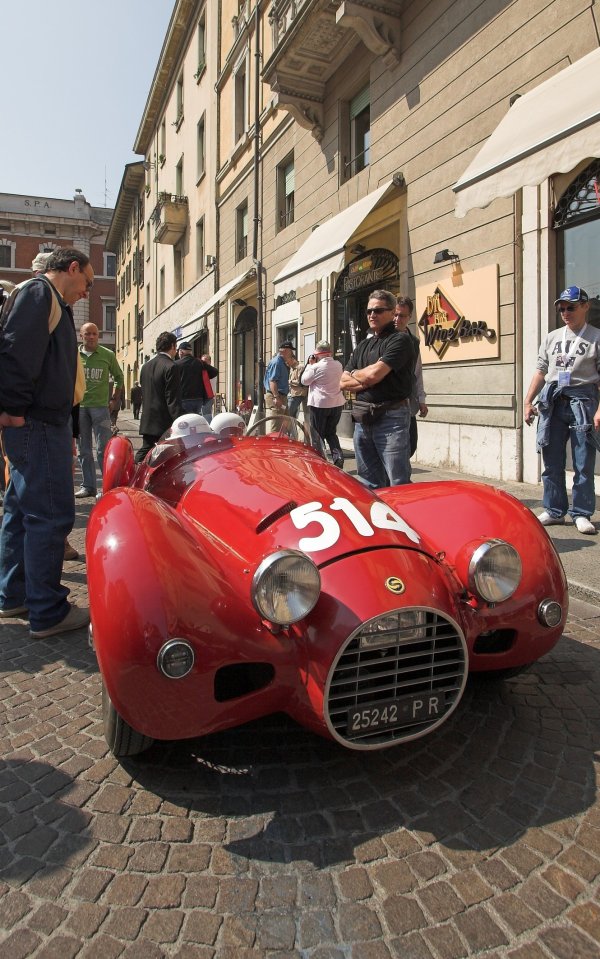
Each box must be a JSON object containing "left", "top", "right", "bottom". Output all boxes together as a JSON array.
[
  {"left": 178, "top": 341, "right": 192, "bottom": 350},
  {"left": 315, "top": 340, "right": 331, "bottom": 352},
  {"left": 32, "top": 252, "right": 52, "bottom": 272},
  {"left": 554, "top": 286, "right": 589, "bottom": 305},
  {"left": 279, "top": 340, "right": 294, "bottom": 349}
]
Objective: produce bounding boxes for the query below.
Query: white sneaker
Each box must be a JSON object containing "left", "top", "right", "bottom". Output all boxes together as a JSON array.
[
  {"left": 574, "top": 516, "right": 596, "bottom": 535},
  {"left": 537, "top": 511, "right": 565, "bottom": 526}
]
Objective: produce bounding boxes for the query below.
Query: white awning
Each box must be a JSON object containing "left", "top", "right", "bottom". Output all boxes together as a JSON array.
[
  {"left": 190, "top": 269, "right": 255, "bottom": 323},
  {"left": 273, "top": 179, "right": 396, "bottom": 293},
  {"left": 453, "top": 47, "right": 600, "bottom": 218}
]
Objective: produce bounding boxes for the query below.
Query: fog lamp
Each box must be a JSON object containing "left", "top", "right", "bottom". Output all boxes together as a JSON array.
[
  {"left": 157, "top": 640, "right": 195, "bottom": 678},
  {"left": 537, "top": 599, "right": 562, "bottom": 628}
]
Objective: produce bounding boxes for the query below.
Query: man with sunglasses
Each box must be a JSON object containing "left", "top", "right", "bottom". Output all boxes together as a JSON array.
[
  {"left": 340, "top": 289, "right": 414, "bottom": 486},
  {"left": 524, "top": 286, "right": 600, "bottom": 535}
]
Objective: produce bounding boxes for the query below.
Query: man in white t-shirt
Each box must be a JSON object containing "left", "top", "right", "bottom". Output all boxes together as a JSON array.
[{"left": 524, "top": 286, "right": 600, "bottom": 534}]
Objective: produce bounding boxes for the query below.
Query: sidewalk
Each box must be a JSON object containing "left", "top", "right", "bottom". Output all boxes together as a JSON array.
[{"left": 114, "top": 407, "right": 600, "bottom": 606}]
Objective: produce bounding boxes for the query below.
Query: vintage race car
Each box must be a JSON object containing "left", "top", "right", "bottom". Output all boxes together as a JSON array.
[{"left": 87, "top": 415, "right": 567, "bottom": 758}]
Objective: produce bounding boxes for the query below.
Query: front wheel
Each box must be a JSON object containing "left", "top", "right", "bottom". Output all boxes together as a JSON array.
[{"left": 102, "top": 682, "right": 155, "bottom": 757}]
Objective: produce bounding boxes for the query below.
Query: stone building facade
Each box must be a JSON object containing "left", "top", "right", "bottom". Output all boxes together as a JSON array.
[
  {"left": 119, "top": 0, "right": 600, "bottom": 482},
  {"left": 0, "top": 191, "right": 116, "bottom": 346}
]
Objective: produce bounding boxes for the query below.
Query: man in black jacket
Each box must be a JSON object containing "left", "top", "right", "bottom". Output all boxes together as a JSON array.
[
  {"left": 175, "top": 342, "right": 218, "bottom": 420},
  {"left": 136, "top": 331, "right": 183, "bottom": 462},
  {"left": 340, "top": 289, "right": 413, "bottom": 487},
  {"left": 0, "top": 247, "right": 92, "bottom": 638}
]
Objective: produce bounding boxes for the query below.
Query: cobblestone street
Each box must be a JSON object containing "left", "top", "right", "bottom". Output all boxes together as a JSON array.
[{"left": 1, "top": 480, "right": 599, "bottom": 956}]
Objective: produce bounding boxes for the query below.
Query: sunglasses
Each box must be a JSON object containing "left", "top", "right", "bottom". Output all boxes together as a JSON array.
[
  {"left": 366, "top": 307, "right": 392, "bottom": 315},
  {"left": 557, "top": 305, "right": 579, "bottom": 313}
]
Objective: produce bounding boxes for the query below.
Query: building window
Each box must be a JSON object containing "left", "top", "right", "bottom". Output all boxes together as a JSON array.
[
  {"left": 104, "top": 253, "right": 116, "bottom": 277},
  {"left": 146, "top": 220, "right": 151, "bottom": 254},
  {"left": 234, "top": 58, "right": 247, "bottom": 142},
  {"left": 160, "top": 119, "right": 167, "bottom": 159},
  {"left": 174, "top": 245, "right": 184, "bottom": 297},
  {"left": 125, "top": 261, "right": 131, "bottom": 294},
  {"left": 176, "top": 73, "right": 184, "bottom": 127},
  {"left": 554, "top": 159, "right": 600, "bottom": 330},
  {"left": 104, "top": 304, "right": 116, "bottom": 332},
  {"left": 196, "top": 218, "right": 205, "bottom": 278},
  {"left": 0, "top": 243, "right": 13, "bottom": 268},
  {"left": 277, "top": 155, "right": 294, "bottom": 230},
  {"left": 195, "top": 14, "right": 206, "bottom": 79},
  {"left": 344, "top": 85, "right": 370, "bottom": 180},
  {"left": 236, "top": 201, "right": 248, "bottom": 262},
  {"left": 159, "top": 267, "right": 165, "bottom": 311},
  {"left": 44, "top": 225, "right": 56, "bottom": 235},
  {"left": 176, "top": 157, "right": 184, "bottom": 197},
  {"left": 197, "top": 114, "right": 206, "bottom": 181}
]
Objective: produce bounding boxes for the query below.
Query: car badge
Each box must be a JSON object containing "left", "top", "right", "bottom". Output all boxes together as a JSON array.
[{"left": 385, "top": 577, "right": 405, "bottom": 594}]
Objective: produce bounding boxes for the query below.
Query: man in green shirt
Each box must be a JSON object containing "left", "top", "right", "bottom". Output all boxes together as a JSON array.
[{"left": 76, "top": 323, "right": 124, "bottom": 498}]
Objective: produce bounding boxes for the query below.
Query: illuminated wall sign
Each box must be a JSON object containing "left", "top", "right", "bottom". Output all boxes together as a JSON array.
[{"left": 416, "top": 264, "right": 500, "bottom": 365}]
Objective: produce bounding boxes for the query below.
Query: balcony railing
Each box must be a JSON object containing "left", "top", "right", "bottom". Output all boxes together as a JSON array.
[{"left": 151, "top": 193, "right": 189, "bottom": 245}]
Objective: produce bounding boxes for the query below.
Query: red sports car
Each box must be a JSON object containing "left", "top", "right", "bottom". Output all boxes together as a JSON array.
[{"left": 87, "top": 416, "right": 567, "bottom": 758}]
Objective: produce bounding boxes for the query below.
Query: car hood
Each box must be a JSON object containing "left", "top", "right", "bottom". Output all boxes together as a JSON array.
[{"left": 176, "top": 439, "right": 430, "bottom": 566}]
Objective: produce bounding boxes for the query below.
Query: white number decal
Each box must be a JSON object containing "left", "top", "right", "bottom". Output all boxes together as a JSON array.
[
  {"left": 290, "top": 501, "right": 340, "bottom": 552},
  {"left": 290, "top": 497, "right": 419, "bottom": 552}
]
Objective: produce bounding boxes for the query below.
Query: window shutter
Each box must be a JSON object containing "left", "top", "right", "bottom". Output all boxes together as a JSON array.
[{"left": 350, "top": 86, "right": 370, "bottom": 119}]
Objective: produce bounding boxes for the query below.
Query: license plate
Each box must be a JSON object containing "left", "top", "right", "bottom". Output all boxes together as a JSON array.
[{"left": 347, "top": 693, "right": 445, "bottom": 735}]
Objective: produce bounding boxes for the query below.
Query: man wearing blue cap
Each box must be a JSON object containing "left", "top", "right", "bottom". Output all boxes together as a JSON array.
[{"left": 524, "top": 286, "right": 600, "bottom": 534}]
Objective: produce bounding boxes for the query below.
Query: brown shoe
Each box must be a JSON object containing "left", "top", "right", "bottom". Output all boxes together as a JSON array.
[
  {"left": 64, "top": 539, "right": 79, "bottom": 561},
  {"left": 30, "top": 604, "right": 90, "bottom": 639}
]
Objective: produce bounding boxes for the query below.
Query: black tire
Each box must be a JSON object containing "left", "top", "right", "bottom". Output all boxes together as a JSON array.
[{"left": 102, "top": 682, "right": 155, "bottom": 757}]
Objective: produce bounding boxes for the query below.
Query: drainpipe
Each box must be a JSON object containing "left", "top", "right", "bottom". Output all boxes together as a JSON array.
[
  {"left": 252, "top": 0, "right": 265, "bottom": 413},
  {"left": 514, "top": 189, "right": 524, "bottom": 482}
]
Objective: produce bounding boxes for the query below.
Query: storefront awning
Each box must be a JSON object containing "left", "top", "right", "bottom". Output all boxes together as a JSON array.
[
  {"left": 190, "top": 269, "right": 255, "bottom": 323},
  {"left": 273, "top": 179, "right": 396, "bottom": 294},
  {"left": 453, "top": 47, "right": 600, "bottom": 218}
]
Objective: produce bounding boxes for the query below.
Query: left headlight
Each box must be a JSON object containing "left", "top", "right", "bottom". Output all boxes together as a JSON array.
[
  {"left": 252, "top": 549, "right": 321, "bottom": 625},
  {"left": 468, "top": 539, "right": 522, "bottom": 603}
]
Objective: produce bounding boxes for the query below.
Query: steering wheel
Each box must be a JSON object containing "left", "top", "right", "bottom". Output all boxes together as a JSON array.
[{"left": 245, "top": 415, "right": 312, "bottom": 446}]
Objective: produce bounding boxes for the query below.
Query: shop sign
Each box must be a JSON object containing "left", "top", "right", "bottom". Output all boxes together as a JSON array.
[
  {"left": 418, "top": 286, "right": 496, "bottom": 360},
  {"left": 343, "top": 256, "right": 383, "bottom": 292}
]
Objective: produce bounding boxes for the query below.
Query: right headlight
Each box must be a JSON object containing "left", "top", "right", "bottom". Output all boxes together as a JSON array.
[
  {"left": 252, "top": 550, "right": 321, "bottom": 625},
  {"left": 468, "top": 539, "right": 522, "bottom": 603}
]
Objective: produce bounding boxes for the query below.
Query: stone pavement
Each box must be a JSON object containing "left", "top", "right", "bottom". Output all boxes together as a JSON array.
[{"left": 1, "top": 413, "right": 599, "bottom": 957}]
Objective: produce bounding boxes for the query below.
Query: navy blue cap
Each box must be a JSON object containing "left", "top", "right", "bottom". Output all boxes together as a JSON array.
[{"left": 554, "top": 286, "right": 589, "bottom": 305}]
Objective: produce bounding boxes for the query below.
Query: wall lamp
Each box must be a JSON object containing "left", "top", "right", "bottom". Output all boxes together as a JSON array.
[
  {"left": 233, "top": 298, "right": 247, "bottom": 307},
  {"left": 350, "top": 244, "right": 366, "bottom": 255},
  {"left": 433, "top": 249, "right": 459, "bottom": 265},
  {"left": 392, "top": 171, "right": 406, "bottom": 188},
  {"left": 205, "top": 254, "right": 217, "bottom": 269}
]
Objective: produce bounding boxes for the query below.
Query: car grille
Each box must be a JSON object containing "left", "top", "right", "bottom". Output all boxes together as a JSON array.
[{"left": 324, "top": 608, "right": 468, "bottom": 749}]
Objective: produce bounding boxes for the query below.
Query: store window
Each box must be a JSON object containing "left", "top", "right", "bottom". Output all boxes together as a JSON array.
[
  {"left": 233, "top": 306, "right": 257, "bottom": 407},
  {"left": 554, "top": 159, "right": 600, "bottom": 329}
]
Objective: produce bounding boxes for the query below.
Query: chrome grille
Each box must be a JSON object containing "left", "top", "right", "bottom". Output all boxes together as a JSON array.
[{"left": 325, "top": 608, "right": 468, "bottom": 750}]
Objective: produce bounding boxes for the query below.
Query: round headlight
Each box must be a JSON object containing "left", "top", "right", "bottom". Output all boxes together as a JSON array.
[
  {"left": 468, "top": 540, "right": 522, "bottom": 603},
  {"left": 252, "top": 550, "right": 321, "bottom": 625},
  {"left": 157, "top": 640, "right": 195, "bottom": 678}
]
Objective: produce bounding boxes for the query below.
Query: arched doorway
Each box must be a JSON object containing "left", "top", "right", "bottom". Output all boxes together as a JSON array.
[
  {"left": 332, "top": 249, "right": 400, "bottom": 365},
  {"left": 233, "top": 306, "right": 257, "bottom": 407},
  {"left": 554, "top": 160, "right": 600, "bottom": 330}
]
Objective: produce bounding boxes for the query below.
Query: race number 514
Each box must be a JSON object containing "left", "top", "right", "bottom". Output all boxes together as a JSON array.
[{"left": 290, "top": 498, "right": 420, "bottom": 553}]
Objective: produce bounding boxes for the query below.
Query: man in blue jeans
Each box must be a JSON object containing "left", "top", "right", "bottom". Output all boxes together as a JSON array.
[
  {"left": 340, "top": 290, "right": 414, "bottom": 487},
  {"left": 524, "top": 285, "right": 600, "bottom": 535},
  {"left": 0, "top": 247, "right": 92, "bottom": 637}
]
